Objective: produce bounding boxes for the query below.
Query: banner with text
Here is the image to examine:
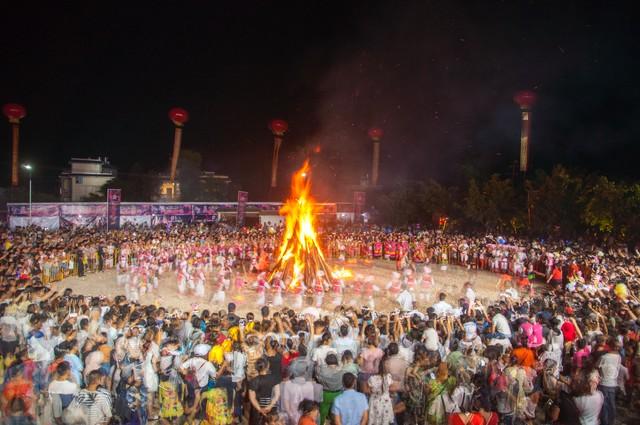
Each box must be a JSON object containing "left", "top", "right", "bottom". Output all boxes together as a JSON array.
[
  {"left": 107, "top": 188, "right": 121, "bottom": 230},
  {"left": 237, "top": 191, "right": 249, "bottom": 227}
]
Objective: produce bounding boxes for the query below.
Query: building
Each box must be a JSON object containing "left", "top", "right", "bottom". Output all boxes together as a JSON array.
[
  {"left": 158, "top": 171, "right": 232, "bottom": 200},
  {"left": 59, "top": 157, "right": 116, "bottom": 201}
]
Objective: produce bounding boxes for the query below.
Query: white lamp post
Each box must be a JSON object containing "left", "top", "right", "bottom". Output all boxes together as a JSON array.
[{"left": 22, "top": 164, "right": 32, "bottom": 225}]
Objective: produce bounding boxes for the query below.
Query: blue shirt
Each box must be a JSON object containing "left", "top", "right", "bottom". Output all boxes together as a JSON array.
[{"left": 331, "top": 389, "right": 368, "bottom": 425}]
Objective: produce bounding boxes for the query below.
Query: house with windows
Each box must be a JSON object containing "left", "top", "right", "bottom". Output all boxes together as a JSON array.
[{"left": 59, "top": 157, "right": 116, "bottom": 201}]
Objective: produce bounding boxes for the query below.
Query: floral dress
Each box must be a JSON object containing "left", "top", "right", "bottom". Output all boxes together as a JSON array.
[
  {"left": 405, "top": 365, "right": 429, "bottom": 425},
  {"left": 368, "top": 374, "right": 395, "bottom": 425},
  {"left": 425, "top": 377, "right": 456, "bottom": 425}
]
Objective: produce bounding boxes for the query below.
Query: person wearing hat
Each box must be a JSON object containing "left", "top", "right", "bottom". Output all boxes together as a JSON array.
[{"left": 180, "top": 343, "right": 218, "bottom": 422}]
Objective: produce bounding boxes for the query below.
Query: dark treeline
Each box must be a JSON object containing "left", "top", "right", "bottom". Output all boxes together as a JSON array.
[{"left": 371, "top": 165, "right": 640, "bottom": 243}]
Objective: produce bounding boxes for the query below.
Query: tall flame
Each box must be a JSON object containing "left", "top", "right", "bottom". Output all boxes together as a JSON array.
[{"left": 270, "top": 160, "right": 334, "bottom": 289}]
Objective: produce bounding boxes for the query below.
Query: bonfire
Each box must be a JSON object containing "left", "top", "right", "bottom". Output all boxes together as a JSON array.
[{"left": 269, "top": 160, "right": 346, "bottom": 289}]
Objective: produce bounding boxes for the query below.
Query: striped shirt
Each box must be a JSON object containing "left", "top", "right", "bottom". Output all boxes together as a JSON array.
[{"left": 75, "top": 388, "right": 112, "bottom": 425}]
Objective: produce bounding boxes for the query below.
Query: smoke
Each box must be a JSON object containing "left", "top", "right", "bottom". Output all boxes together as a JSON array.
[{"left": 304, "top": 1, "right": 640, "bottom": 192}]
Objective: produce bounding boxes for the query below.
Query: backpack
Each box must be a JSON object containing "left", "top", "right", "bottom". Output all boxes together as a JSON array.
[
  {"left": 62, "top": 392, "right": 92, "bottom": 425},
  {"left": 113, "top": 381, "right": 133, "bottom": 422}
]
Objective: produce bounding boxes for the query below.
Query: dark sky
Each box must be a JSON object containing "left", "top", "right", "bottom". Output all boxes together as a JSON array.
[{"left": 1, "top": 1, "right": 638, "bottom": 200}]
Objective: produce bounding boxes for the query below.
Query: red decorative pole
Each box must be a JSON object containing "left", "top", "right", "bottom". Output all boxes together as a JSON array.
[
  {"left": 514, "top": 91, "right": 536, "bottom": 173},
  {"left": 3, "top": 103, "right": 27, "bottom": 187},
  {"left": 368, "top": 127, "right": 384, "bottom": 186},
  {"left": 168, "top": 107, "right": 189, "bottom": 195},
  {"left": 269, "top": 119, "right": 288, "bottom": 188}
]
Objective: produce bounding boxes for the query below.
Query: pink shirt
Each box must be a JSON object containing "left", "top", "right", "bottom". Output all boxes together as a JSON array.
[
  {"left": 360, "top": 347, "right": 384, "bottom": 374},
  {"left": 520, "top": 322, "right": 544, "bottom": 348},
  {"left": 573, "top": 347, "right": 591, "bottom": 369}
]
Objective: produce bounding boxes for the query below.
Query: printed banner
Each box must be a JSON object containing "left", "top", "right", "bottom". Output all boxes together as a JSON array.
[
  {"left": 8, "top": 204, "right": 59, "bottom": 217},
  {"left": 192, "top": 204, "right": 219, "bottom": 222},
  {"left": 315, "top": 203, "right": 338, "bottom": 214},
  {"left": 192, "top": 204, "right": 219, "bottom": 215},
  {"left": 60, "top": 215, "right": 106, "bottom": 229},
  {"left": 60, "top": 204, "right": 107, "bottom": 217},
  {"left": 107, "top": 188, "right": 121, "bottom": 230},
  {"left": 150, "top": 204, "right": 193, "bottom": 216},
  {"left": 237, "top": 191, "right": 249, "bottom": 227},
  {"left": 120, "top": 204, "right": 152, "bottom": 216},
  {"left": 7, "top": 201, "right": 339, "bottom": 230}
]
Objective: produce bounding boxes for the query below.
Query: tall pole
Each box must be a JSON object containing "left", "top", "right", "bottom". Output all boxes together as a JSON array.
[
  {"left": 168, "top": 107, "right": 189, "bottom": 199},
  {"left": 28, "top": 171, "right": 32, "bottom": 225},
  {"left": 269, "top": 119, "right": 288, "bottom": 190},
  {"left": 368, "top": 128, "right": 384, "bottom": 187},
  {"left": 514, "top": 91, "right": 536, "bottom": 173},
  {"left": 371, "top": 140, "right": 380, "bottom": 186},
  {"left": 271, "top": 135, "right": 282, "bottom": 188},
  {"left": 169, "top": 125, "right": 183, "bottom": 184},
  {"left": 3, "top": 104, "right": 27, "bottom": 187},
  {"left": 12, "top": 123, "right": 20, "bottom": 187},
  {"left": 22, "top": 164, "right": 33, "bottom": 226}
]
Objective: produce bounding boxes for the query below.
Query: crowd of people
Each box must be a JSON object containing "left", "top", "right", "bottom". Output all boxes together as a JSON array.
[{"left": 0, "top": 223, "right": 639, "bottom": 425}]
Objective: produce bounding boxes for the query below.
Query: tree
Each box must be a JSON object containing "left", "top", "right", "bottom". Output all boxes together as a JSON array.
[
  {"left": 373, "top": 180, "right": 457, "bottom": 226},
  {"left": 464, "top": 175, "right": 521, "bottom": 232},
  {"left": 83, "top": 163, "right": 159, "bottom": 202},
  {"left": 177, "top": 149, "right": 203, "bottom": 201},
  {"left": 527, "top": 166, "right": 584, "bottom": 237},
  {"left": 580, "top": 176, "right": 624, "bottom": 234}
]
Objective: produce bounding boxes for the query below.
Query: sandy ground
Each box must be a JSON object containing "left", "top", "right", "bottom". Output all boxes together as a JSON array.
[{"left": 59, "top": 260, "right": 508, "bottom": 315}]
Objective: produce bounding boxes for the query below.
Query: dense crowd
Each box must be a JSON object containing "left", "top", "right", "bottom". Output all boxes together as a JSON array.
[{"left": 0, "top": 223, "right": 639, "bottom": 425}]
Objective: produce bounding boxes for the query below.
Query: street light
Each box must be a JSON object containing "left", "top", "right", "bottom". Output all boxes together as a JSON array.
[{"left": 22, "top": 164, "right": 32, "bottom": 225}]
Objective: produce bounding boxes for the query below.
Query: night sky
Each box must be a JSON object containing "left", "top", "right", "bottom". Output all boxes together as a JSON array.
[{"left": 1, "top": 1, "right": 637, "bottom": 200}]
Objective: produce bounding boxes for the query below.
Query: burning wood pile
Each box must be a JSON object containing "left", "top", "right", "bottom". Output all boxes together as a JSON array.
[{"left": 269, "top": 161, "right": 346, "bottom": 290}]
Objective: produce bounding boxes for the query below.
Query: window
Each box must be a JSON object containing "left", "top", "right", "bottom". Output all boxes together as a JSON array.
[{"left": 75, "top": 176, "right": 84, "bottom": 184}]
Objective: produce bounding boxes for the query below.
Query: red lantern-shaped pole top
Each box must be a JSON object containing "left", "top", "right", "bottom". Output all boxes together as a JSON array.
[
  {"left": 514, "top": 90, "right": 537, "bottom": 110},
  {"left": 368, "top": 127, "right": 384, "bottom": 141},
  {"left": 168, "top": 107, "right": 189, "bottom": 126},
  {"left": 3, "top": 103, "right": 26, "bottom": 123},
  {"left": 269, "top": 119, "right": 288, "bottom": 136}
]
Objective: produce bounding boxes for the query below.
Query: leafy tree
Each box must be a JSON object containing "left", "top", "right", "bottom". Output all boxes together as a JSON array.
[
  {"left": 374, "top": 180, "right": 457, "bottom": 226},
  {"left": 527, "top": 166, "right": 584, "bottom": 236},
  {"left": 177, "top": 150, "right": 203, "bottom": 201},
  {"left": 464, "top": 175, "right": 521, "bottom": 232},
  {"left": 580, "top": 176, "right": 623, "bottom": 234},
  {"left": 83, "top": 163, "right": 159, "bottom": 202}
]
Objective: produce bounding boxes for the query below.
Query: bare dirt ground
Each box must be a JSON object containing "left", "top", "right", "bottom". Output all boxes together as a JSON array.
[{"left": 60, "top": 260, "right": 505, "bottom": 315}]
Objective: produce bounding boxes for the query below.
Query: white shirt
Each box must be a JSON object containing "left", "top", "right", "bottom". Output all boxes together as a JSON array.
[
  {"left": 398, "top": 344, "right": 414, "bottom": 364},
  {"left": 465, "top": 287, "right": 476, "bottom": 305},
  {"left": 48, "top": 380, "right": 79, "bottom": 395},
  {"left": 573, "top": 391, "right": 604, "bottom": 425},
  {"left": 492, "top": 313, "right": 512, "bottom": 336},
  {"left": 396, "top": 290, "right": 414, "bottom": 311},
  {"left": 0, "top": 316, "right": 18, "bottom": 342},
  {"left": 181, "top": 357, "right": 217, "bottom": 388},
  {"left": 424, "top": 328, "right": 439, "bottom": 351},
  {"left": 333, "top": 336, "right": 359, "bottom": 358},
  {"left": 598, "top": 352, "right": 621, "bottom": 387},
  {"left": 312, "top": 344, "right": 337, "bottom": 366},
  {"left": 432, "top": 300, "right": 453, "bottom": 316}
]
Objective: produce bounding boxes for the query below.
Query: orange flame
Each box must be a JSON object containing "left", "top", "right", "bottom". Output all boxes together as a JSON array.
[
  {"left": 271, "top": 160, "right": 331, "bottom": 289},
  {"left": 332, "top": 267, "right": 354, "bottom": 280}
]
